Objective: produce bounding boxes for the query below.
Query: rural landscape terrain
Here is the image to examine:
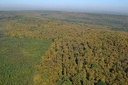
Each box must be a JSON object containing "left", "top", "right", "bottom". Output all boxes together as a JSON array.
[{"left": 0, "top": 11, "right": 128, "bottom": 85}]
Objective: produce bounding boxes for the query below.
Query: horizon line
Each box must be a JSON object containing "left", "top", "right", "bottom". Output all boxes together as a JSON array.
[{"left": 0, "top": 9, "right": 128, "bottom": 16}]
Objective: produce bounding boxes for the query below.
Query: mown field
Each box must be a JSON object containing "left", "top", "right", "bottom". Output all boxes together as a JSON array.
[{"left": 0, "top": 11, "right": 128, "bottom": 85}]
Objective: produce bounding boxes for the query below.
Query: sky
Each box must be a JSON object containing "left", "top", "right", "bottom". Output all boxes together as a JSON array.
[{"left": 0, "top": 0, "right": 128, "bottom": 14}]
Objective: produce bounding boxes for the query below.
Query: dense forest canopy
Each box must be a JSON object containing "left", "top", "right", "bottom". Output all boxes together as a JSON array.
[{"left": 0, "top": 11, "right": 128, "bottom": 85}]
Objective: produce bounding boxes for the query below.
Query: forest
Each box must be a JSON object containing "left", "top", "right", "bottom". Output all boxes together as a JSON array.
[{"left": 0, "top": 11, "right": 128, "bottom": 85}]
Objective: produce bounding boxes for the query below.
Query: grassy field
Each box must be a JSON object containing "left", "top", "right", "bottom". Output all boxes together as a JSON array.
[{"left": 0, "top": 36, "right": 51, "bottom": 85}]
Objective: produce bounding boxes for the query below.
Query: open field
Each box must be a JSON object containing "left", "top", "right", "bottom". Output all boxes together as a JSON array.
[{"left": 0, "top": 36, "right": 51, "bottom": 85}]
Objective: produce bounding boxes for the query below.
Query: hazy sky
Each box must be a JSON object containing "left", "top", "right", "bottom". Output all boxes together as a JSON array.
[{"left": 0, "top": 0, "right": 128, "bottom": 14}]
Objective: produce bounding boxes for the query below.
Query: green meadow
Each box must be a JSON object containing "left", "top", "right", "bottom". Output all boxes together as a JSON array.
[{"left": 0, "top": 37, "right": 51, "bottom": 85}]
